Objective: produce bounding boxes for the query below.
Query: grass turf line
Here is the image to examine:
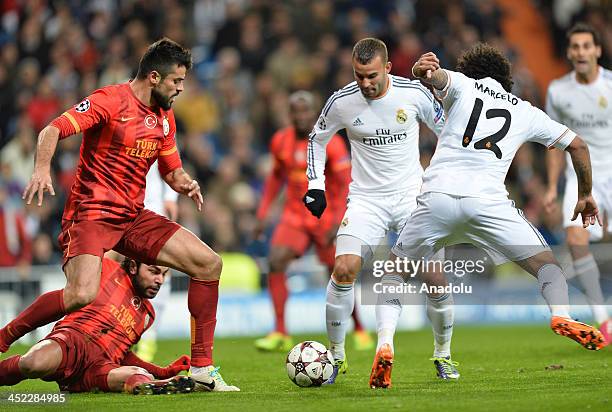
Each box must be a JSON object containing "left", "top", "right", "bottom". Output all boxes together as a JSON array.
[{"left": 1, "top": 324, "right": 610, "bottom": 411}]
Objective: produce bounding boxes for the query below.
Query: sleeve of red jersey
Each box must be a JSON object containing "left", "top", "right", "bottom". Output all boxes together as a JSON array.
[
  {"left": 157, "top": 111, "right": 183, "bottom": 177},
  {"left": 325, "top": 135, "right": 351, "bottom": 224},
  {"left": 256, "top": 132, "right": 285, "bottom": 220},
  {"left": 50, "top": 87, "right": 117, "bottom": 139}
]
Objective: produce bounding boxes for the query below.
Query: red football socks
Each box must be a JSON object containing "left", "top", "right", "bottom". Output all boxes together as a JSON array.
[
  {"left": 268, "top": 272, "right": 288, "bottom": 335},
  {"left": 0, "top": 290, "right": 66, "bottom": 352},
  {"left": 188, "top": 278, "right": 219, "bottom": 367},
  {"left": 0, "top": 355, "right": 25, "bottom": 386}
]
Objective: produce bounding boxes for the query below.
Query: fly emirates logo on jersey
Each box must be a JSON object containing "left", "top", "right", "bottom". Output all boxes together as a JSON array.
[
  {"left": 125, "top": 139, "right": 159, "bottom": 159},
  {"left": 362, "top": 128, "right": 408, "bottom": 146},
  {"left": 109, "top": 303, "right": 138, "bottom": 341}
]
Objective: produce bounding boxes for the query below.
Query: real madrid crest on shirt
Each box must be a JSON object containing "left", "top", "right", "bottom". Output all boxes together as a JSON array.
[
  {"left": 163, "top": 117, "right": 170, "bottom": 136},
  {"left": 396, "top": 109, "right": 407, "bottom": 124},
  {"left": 599, "top": 95, "right": 608, "bottom": 109}
]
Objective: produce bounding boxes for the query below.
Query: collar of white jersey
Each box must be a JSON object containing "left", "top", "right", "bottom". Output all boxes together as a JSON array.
[{"left": 571, "top": 65, "right": 604, "bottom": 86}]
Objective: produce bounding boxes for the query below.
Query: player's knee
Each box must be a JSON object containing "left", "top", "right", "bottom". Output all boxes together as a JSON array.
[
  {"left": 19, "top": 353, "right": 50, "bottom": 378},
  {"left": 332, "top": 261, "right": 358, "bottom": 284},
  {"left": 269, "top": 253, "right": 291, "bottom": 273},
  {"left": 192, "top": 252, "right": 223, "bottom": 280},
  {"left": 65, "top": 287, "right": 96, "bottom": 311}
]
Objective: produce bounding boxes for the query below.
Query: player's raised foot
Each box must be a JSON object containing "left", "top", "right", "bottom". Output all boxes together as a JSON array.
[
  {"left": 127, "top": 375, "right": 196, "bottom": 395},
  {"left": 430, "top": 357, "right": 460, "bottom": 380},
  {"left": 323, "top": 357, "right": 348, "bottom": 385},
  {"left": 254, "top": 332, "right": 293, "bottom": 352},
  {"left": 353, "top": 330, "right": 374, "bottom": 351},
  {"left": 369, "top": 344, "right": 393, "bottom": 389},
  {"left": 190, "top": 365, "right": 240, "bottom": 392},
  {"left": 551, "top": 316, "right": 605, "bottom": 350},
  {"left": 598, "top": 319, "right": 611, "bottom": 347}
]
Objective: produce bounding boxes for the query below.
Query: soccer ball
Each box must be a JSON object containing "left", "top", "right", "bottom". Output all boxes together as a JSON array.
[{"left": 286, "top": 341, "right": 334, "bottom": 387}]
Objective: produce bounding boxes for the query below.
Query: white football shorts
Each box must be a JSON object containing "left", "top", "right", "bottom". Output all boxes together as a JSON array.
[{"left": 392, "top": 192, "right": 550, "bottom": 264}]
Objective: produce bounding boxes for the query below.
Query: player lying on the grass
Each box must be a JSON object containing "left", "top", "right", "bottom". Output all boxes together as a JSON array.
[
  {"left": 253, "top": 91, "right": 373, "bottom": 353},
  {"left": 543, "top": 22, "right": 611, "bottom": 345},
  {"left": 367, "top": 43, "right": 606, "bottom": 389},
  {"left": 0, "top": 257, "right": 195, "bottom": 395},
  {"left": 304, "top": 37, "right": 454, "bottom": 386},
  {"left": 0, "top": 38, "right": 237, "bottom": 391}
]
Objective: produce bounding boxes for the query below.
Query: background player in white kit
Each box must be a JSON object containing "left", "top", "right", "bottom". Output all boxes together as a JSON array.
[
  {"left": 303, "top": 38, "right": 454, "bottom": 386},
  {"left": 543, "top": 23, "right": 611, "bottom": 344},
  {"left": 380, "top": 44, "right": 605, "bottom": 387}
]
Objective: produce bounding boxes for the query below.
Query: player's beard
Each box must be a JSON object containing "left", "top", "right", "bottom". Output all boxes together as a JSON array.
[{"left": 152, "top": 86, "right": 172, "bottom": 110}]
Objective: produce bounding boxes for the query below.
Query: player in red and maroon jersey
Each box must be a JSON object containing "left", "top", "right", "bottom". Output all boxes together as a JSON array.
[
  {"left": 0, "top": 38, "right": 238, "bottom": 391},
  {"left": 0, "top": 257, "right": 195, "bottom": 394},
  {"left": 253, "top": 91, "right": 373, "bottom": 352}
]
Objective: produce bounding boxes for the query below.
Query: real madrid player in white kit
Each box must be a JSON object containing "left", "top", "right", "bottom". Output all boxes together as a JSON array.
[
  {"left": 544, "top": 23, "right": 612, "bottom": 344},
  {"left": 303, "top": 38, "right": 451, "bottom": 386},
  {"left": 381, "top": 44, "right": 605, "bottom": 387}
]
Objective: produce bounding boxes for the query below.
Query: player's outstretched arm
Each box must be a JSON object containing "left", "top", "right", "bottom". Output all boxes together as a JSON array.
[
  {"left": 565, "top": 136, "right": 602, "bottom": 227},
  {"left": 543, "top": 148, "right": 565, "bottom": 213},
  {"left": 22, "top": 125, "right": 59, "bottom": 206},
  {"left": 163, "top": 168, "right": 203, "bottom": 211},
  {"left": 122, "top": 351, "right": 190, "bottom": 379},
  {"left": 412, "top": 52, "right": 448, "bottom": 90}
]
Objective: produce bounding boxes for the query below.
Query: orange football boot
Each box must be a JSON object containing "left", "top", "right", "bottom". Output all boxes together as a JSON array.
[
  {"left": 369, "top": 343, "right": 394, "bottom": 389},
  {"left": 551, "top": 316, "right": 605, "bottom": 351}
]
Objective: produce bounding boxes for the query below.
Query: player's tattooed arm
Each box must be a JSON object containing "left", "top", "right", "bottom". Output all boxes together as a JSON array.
[
  {"left": 22, "top": 125, "right": 60, "bottom": 206},
  {"left": 566, "top": 136, "right": 602, "bottom": 227},
  {"left": 412, "top": 52, "right": 448, "bottom": 90},
  {"left": 163, "top": 168, "right": 204, "bottom": 211}
]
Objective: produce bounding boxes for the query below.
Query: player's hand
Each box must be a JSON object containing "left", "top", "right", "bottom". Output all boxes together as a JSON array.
[
  {"left": 303, "top": 189, "right": 326, "bottom": 218},
  {"left": 180, "top": 179, "right": 203, "bottom": 211},
  {"left": 542, "top": 188, "right": 558, "bottom": 214},
  {"left": 159, "top": 355, "right": 190, "bottom": 378},
  {"left": 572, "top": 194, "right": 602, "bottom": 228},
  {"left": 412, "top": 52, "right": 440, "bottom": 80},
  {"left": 22, "top": 169, "right": 55, "bottom": 206}
]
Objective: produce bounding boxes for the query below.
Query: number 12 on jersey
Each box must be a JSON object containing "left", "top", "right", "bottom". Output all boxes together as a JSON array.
[{"left": 462, "top": 98, "right": 511, "bottom": 159}]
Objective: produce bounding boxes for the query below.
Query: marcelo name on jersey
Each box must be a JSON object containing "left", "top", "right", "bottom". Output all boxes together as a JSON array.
[
  {"left": 362, "top": 128, "right": 408, "bottom": 146},
  {"left": 475, "top": 82, "right": 518, "bottom": 105}
]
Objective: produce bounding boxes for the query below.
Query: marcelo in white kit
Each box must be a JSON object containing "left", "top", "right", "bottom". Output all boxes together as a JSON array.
[
  {"left": 544, "top": 23, "right": 612, "bottom": 344},
  {"left": 303, "top": 38, "right": 453, "bottom": 387},
  {"left": 381, "top": 43, "right": 606, "bottom": 388}
]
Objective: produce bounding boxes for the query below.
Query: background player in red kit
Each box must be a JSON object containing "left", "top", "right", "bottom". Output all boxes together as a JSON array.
[
  {"left": 253, "top": 91, "right": 372, "bottom": 352},
  {"left": 0, "top": 38, "right": 238, "bottom": 391},
  {"left": 0, "top": 258, "right": 193, "bottom": 394}
]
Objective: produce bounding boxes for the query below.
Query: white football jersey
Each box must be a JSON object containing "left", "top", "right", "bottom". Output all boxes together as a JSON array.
[
  {"left": 546, "top": 67, "right": 612, "bottom": 180},
  {"left": 307, "top": 75, "right": 445, "bottom": 196},
  {"left": 422, "top": 70, "right": 576, "bottom": 199},
  {"left": 144, "top": 160, "right": 178, "bottom": 216}
]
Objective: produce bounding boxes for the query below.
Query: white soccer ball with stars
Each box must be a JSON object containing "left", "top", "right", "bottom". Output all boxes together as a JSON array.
[{"left": 286, "top": 341, "right": 334, "bottom": 387}]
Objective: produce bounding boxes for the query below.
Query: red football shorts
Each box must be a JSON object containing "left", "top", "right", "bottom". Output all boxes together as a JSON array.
[
  {"left": 43, "top": 329, "right": 118, "bottom": 392},
  {"left": 270, "top": 216, "right": 336, "bottom": 269},
  {"left": 58, "top": 209, "right": 181, "bottom": 265}
]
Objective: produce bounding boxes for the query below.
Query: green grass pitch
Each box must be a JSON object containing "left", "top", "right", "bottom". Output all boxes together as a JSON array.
[{"left": 2, "top": 324, "right": 610, "bottom": 411}]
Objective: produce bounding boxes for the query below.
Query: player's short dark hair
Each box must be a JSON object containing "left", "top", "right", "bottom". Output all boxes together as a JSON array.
[
  {"left": 456, "top": 43, "right": 513, "bottom": 93},
  {"left": 352, "top": 38, "right": 388, "bottom": 65},
  {"left": 566, "top": 22, "right": 601, "bottom": 46},
  {"left": 121, "top": 257, "right": 141, "bottom": 275},
  {"left": 136, "top": 37, "right": 192, "bottom": 80}
]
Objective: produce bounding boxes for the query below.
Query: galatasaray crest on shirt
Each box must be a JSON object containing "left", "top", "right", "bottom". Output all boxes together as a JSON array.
[{"left": 163, "top": 117, "right": 170, "bottom": 136}]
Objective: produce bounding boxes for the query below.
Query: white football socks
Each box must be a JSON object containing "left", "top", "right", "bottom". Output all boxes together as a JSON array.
[
  {"left": 573, "top": 254, "right": 609, "bottom": 324},
  {"left": 326, "top": 278, "right": 354, "bottom": 361},
  {"left": 538, "top": 264, "right": 570, "bottom": 318},
  {"left": 427, "top": 292, "right": 454, "bottom": 358},
  {"left": 375, "top": 274, "right": 403, "bottom": 352}
]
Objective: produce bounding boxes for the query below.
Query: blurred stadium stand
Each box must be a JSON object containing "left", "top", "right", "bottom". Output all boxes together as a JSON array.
[{"left": 0, "top": 0, "right": 610, "bottom": 337}]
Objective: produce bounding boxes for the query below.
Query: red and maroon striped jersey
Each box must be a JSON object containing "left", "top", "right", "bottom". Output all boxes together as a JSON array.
[
  {"left": 51, "top": 83, "right": 182, "bottom": 221},
  {"left": 52, "top": 258, "right": 155, "bottom": 364}
]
